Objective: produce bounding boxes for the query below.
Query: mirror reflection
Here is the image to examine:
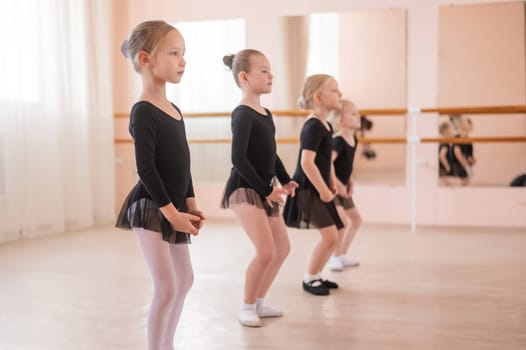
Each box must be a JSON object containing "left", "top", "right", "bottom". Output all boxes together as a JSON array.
[{"left": 437, "top": 2, "right": 526, "bottom": 186}]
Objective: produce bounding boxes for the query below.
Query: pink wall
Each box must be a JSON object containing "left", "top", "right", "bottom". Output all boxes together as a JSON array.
[{"left": 113, "top": 0, "right": 526, "bottom": 228}]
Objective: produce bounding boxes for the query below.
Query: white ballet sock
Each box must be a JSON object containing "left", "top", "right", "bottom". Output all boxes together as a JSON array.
[
  {"left": 256, "top": 298, "right": 264, "bottom": 309},
  {"left": 239, "top": 303, "right": 262, "bottom": 327},
  {"left": 304, "top": 273, "right": 321, "bottom": 283},
  {"left": 241, "top": 303, "right": 257, "bottom": 311}
]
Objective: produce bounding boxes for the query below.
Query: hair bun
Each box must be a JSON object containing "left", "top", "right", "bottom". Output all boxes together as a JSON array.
[
  {"left": 297, "top": 96, "right": 308, "bottom": 109},
  {"left": 223, "top": 54, "right": 235, "bottom": 69},
  {"left": 120, "top": 40, "right": 129, "bottom": 58}
]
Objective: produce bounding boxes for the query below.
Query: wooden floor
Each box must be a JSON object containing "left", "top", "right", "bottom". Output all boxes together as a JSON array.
[{"left": 1, "top": 220, "right": 525, "bottom": 350}]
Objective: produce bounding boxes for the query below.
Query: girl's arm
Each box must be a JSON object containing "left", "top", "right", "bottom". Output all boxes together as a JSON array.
[
  {"left": 185, "top": 197, "right": 205, "bottom": 230},
  {"left": 439, "top": 146, "right": 451, "bottom": 173},
  {"left": 453, "top": 145, "right": 469, "bottom": 169},
  {"left": 331, "top": 150, "right": 347, "bottom": 197},
  {"left": 276, "top": 155, "right": 298, "bottom": 197},
  {"left": 301, "top": 150, "right": 335, "bottom": 202}
]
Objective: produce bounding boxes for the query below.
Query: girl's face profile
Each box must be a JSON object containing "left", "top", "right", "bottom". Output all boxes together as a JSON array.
[
  {"left": 149, "top": 29, "right": 187, "bottom": 84},
  {"left": 243, "top": 54, "right": 273, "bottom": 94},
  {"left": 340, "top": 103, "right": 361, "bottom": 129},
  {"left": 317, "top": 78, "right": 342, "bottom": 110}
]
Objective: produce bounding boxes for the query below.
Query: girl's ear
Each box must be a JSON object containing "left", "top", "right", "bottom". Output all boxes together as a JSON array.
[
  {"left": 137, "top": 51, "right": 150, "bottom": 68},
  {"left": 313, "top": 91, "right": 322, "bottom": 104},
  {"left": 238, "top": 71, "right": 248, "bottom": 85}
]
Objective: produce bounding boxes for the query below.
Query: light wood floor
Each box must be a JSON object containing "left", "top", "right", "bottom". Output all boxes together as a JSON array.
[{"left": 1, "top": 220, "right": 525, "bottom": 350}]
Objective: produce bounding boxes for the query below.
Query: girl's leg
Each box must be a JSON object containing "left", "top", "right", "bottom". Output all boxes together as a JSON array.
[
  {"left": 231, "top": 203, "right": 276, "bottom": 326},
  {"left": 162, "top": 244, "right": 194, "bottom": 350},
  {"left": 307, "top": 225, "right": 338, "bottom": 275},
  {"left": 255, "top": 216, "right": 290, "bottom": 298},
  {"left": 335, "top": 207, "right": 362, "bottom": 256},
  {"left": 134, "top": 229, "right": 177, "bottom": 350},
  {"left": 254, "top": 216, "right": 290, "bottom": 316},
  {"left": 333, "top": 205, "right": 349, "bottom": 256}
]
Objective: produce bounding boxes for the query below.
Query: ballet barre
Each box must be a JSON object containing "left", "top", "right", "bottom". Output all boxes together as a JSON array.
[
  {"left": 114, "top": 136, "right": 526, "bottom": 144},
  {"left": 114, "top": 105, "right": 526, "bottom": 119}
]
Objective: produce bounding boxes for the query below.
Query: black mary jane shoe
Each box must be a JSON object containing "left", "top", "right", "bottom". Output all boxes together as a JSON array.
[
  {"left": 320, "top": 279, "right": 339, "bottom": 289},
  {"left": 302, "top": 280, "right": 330, "bottom": 296}
]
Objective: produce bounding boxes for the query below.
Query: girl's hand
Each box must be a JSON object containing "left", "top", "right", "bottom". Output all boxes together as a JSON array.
[
  {"left": 265, "top": 187, "right": 288, "bottom": 207},
  {"left": 166, "top": 211, "right": 201, "bottom": 236},
  {"left": 283, "top": 181, "right": 299, "bottom": 197},
  {"left": 188, "top": 209, "right": 205, "bottom": 230},
  {"left": 346, "top": 184, "right": 354, "bottom": 197},
  {"left": 320, "top": 187, "right": 336, "bottom": 203},
  {"left": 336, "top": 182, "right": 347, "bottom": 197}
]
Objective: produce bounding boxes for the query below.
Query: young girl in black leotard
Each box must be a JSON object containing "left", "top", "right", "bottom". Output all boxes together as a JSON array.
[
  {"left": 115, "top": 21, "right": 204, "bottom": 350},
  {"left": 221, "top": 49, "right": 298, "bottom": 327},
  {"left": 283, "top": 74, "right": 344, "bottom": 296},
  {"left": 327, "top": 100, "right": 363, "bottom": 272}
]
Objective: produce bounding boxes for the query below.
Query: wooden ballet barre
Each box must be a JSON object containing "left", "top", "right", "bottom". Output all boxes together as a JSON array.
[
  {"left": 115, "top": 137, "right": 406, "bottom": 144},
  {"left": 422, "top": 105, "right": 526, "bottom": 115},
  {"left": 113, "top": 105, "right": 526, "bottom": 119},
  {"left": 421, "top": 136, "right": 526, "bottom": 143}
]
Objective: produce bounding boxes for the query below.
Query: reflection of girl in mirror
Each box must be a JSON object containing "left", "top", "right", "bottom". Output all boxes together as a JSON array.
[
  {"left": 115, "top": 20, "right": 204, "bottom": 350},
  {"left": 438, "top": 121, "right": 455, "bottom": 186},
  {"left": 221, "top": 49, "right": 298, "bottom": 327},
  {"left": 283, "top": 74, "right": 344, "bottom": 296},
  {"left": 450, "top": 114, "right": 475, "bottom": 186},
  {"left": 327, "top": 100, "right": 363, "bottom": 271}
]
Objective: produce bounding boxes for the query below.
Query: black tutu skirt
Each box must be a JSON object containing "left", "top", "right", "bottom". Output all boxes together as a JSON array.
[
  {"left": 283, "top": 189, "right": 344, "bottom": 229},
  {"left": 116, "top": 190, "right": 191, "bottom": 244},
  {"left": 221, "top": 187, "right": 280, "bottom": 217},
  {"left": 451, "top": 162, "right": 468, "bottom": 179},
  {"left": 334, "top": 195, "right": 355, "bottom": 210}
]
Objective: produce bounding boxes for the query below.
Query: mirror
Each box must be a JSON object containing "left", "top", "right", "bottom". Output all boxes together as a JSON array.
[
  {"left": 437, "top": 2, "right": 526, "bottom": 187},
  {"left": 154, "top": 11, "right": 409, "bottom": 186}
]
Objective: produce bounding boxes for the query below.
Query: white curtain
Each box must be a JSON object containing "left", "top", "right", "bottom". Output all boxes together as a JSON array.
[{"left": 0, "top": 0, "right": 115, "bottom": 243}]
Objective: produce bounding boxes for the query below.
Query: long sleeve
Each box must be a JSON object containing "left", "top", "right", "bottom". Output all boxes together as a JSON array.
[
  {"left": 275, "top": 155, "right": 291, "bottom": 184},
  {"left": 186, "top": 176, "right": 195, "bottom": 198},
  {"left": 231, "top": 110, "right": 273, "bottom": 197},
  {"left": 130, "top": 107, "right": 171, "bottom": 207}
]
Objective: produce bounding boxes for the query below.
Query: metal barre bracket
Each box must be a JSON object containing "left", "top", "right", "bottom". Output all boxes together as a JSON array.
[
  {"left": 407, "top": 136, "right": 421, "bottom": 144},
  {"left": 407, "top": 107, "right": 421, "bottom": 114}
]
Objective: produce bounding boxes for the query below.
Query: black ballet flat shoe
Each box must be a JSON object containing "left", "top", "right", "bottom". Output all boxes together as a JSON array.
[
  {"left": 303, "top": 280, "right": 330, "bottom": 296},
  {"left": 320, "top": 279, "right": 339, "bottom": 289}
]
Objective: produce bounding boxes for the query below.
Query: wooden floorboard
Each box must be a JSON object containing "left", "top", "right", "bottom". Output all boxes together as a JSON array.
[{"left": 1, "top": 220, "right": 525, "bottom": 350}]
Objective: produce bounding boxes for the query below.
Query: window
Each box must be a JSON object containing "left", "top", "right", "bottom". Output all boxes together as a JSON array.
[
  {"left": 306, "top": 13, "right": 339, "bottom": 78},
  {"left": 168, "top": 18, "right": 246, "bottom": 112}
]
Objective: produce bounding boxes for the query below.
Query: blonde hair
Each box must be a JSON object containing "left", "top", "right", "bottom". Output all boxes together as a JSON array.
[
  {"left": 439, "top": 121, "right": 451, "bottom": 136},
  {"left": 223, "top": 49, "right": 265, "bottom": 87},
  {"left": 298, "top": 74, "right": 334, "bottom": 109},
  {"left": 329, "top": 99, "right": 356, "bottom": 132},
  {"left": 121, "top": 20, "right": 177, "bottom": 72}
]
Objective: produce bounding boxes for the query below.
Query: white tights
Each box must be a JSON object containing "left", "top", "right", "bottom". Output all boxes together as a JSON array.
[{"left": 134, "top": 229, "right": 194, "bottom": 350}]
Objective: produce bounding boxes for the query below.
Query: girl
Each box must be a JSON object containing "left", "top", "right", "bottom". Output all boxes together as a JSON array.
[
  {"left": 283, "top": 74, "right": 344, "bottom": 296},
  {"left": 221, "top": 49, "right": 298, "bottom": 327},
  {"left": 115, "top": 21, "right": 204, "bottom": 350},
  {"left": 450, "top": 115, "right": 475, "bottom": 186},
  {"left": 438, "top": 121, "right": 455, "bottom": 186},
  {"left": 327, "top": 100, "right": 363, "bottom": 272}
]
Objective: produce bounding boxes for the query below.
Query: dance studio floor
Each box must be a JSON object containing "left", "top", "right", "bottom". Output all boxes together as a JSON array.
[{"left": 1, "top": 220, "right": 525, "bottom": 350}]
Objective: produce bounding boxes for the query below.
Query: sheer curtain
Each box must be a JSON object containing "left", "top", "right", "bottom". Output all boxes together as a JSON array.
[{"left": 0, "top": 0, "right": 115, "bottom": 243}]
